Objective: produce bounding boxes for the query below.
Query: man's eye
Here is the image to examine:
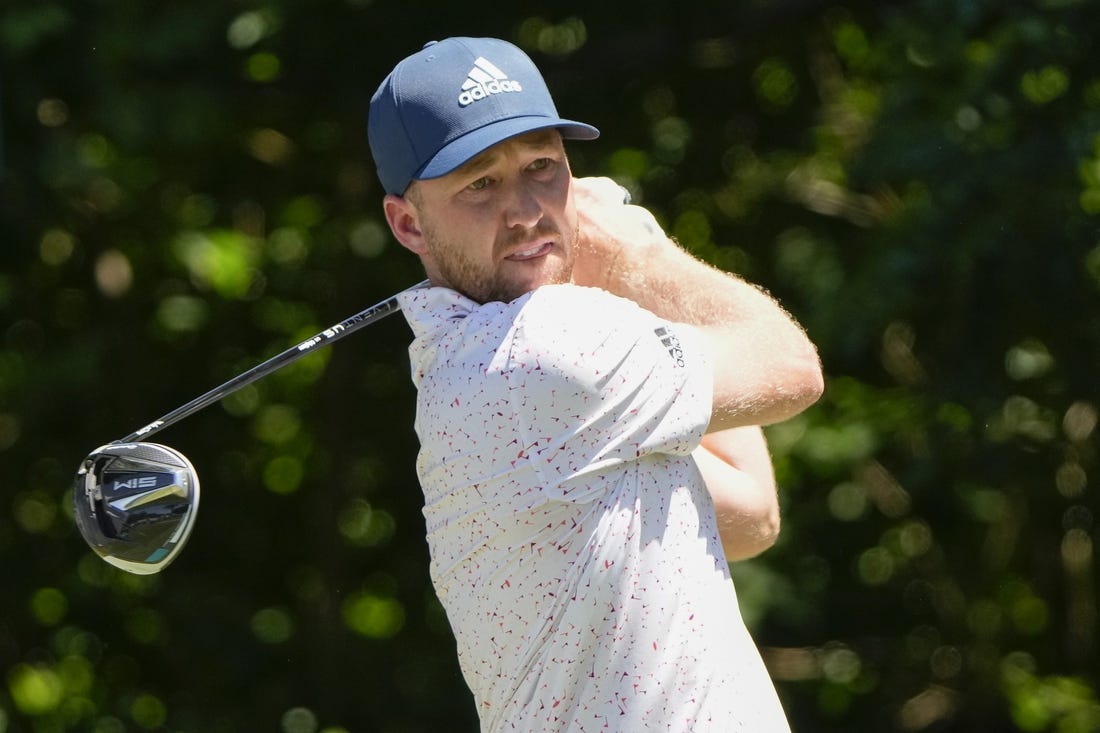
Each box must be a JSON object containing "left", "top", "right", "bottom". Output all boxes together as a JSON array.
[
  {"left": 468, "top": 177, "right": 491, "bottom": 191},
  {"left": 528, "top": 158, "right": 551, "bottom": 171}
]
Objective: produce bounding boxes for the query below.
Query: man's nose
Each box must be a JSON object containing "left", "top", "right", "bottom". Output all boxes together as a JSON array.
[{"left": 503, "top": 182, "right": 543, "bottom": 229}]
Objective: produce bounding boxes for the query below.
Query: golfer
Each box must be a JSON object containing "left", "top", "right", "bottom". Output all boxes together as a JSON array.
[{"left": 368, "top": 37, "right": 823, "bottom": 732}]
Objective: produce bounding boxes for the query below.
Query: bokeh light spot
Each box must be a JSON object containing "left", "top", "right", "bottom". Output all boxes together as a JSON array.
[
  {"left": 264, "top": 455, "right": 304, "bottom": 495},
  {"left": 342, "top": 591, "right": 405, "bottom": 639},
  {"left": 29, "top": 587, "right": 68, "bottom": 626},
  {"left": 251, "top": 607, "right": 295, "bottom": 644}
]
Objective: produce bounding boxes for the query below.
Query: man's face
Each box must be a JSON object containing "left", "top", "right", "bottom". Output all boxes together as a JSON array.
[{"left": 400, "top": 130, "right": 578, "bottom": 304}]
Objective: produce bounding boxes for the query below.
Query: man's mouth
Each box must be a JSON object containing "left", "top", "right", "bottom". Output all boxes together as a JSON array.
[{"left": 505, "top": 242, "right": 553, "bottom": 261}]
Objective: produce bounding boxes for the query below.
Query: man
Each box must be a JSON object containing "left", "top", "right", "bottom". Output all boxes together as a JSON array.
[{"left": 368, "top": 37, "right": 823, "bottom": 732}]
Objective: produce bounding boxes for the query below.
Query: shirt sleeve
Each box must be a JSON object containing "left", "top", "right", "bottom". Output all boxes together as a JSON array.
[{"left": 503, "top": 284, "right": 712, "bottom": 499}]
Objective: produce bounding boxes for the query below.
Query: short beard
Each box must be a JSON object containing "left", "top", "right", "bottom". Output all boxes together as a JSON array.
[{"left": 421, "top": 217, "right": 574, "bottom": 305}]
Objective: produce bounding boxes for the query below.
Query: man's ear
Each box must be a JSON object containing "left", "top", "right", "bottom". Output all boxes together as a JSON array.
[{"left": 383, "top": 194, "right": 428, "bottom": 255}]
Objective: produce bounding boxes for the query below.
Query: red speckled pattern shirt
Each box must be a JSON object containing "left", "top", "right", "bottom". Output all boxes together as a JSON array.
[{"left": 399, "top": 284, "right": 790, "bottom": 733}]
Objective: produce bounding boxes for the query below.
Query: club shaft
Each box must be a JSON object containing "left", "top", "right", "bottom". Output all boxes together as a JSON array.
[{"left": 117, "top": 280, "right": 430, "bottom": 444}]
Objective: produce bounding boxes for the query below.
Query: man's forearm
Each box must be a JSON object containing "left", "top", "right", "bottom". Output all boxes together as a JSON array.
[
  {"left": 693, "top": 426, "right": 780, "bottom": 561},
  {"left": 572, "top": 177, "right": 824, "bottom": 429}
]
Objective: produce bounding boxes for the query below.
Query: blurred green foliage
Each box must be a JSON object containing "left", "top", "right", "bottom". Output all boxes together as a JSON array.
[{"left": 2, "top": 0, "right": 1098, "bottom": 731}]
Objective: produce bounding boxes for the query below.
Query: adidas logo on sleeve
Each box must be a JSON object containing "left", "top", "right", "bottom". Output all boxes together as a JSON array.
[
  {"left": 655, "top": 326, "right": 687, "bottom": 368},
  {"left": 459, "top": 57, "right": 523, "bottom": 107}
]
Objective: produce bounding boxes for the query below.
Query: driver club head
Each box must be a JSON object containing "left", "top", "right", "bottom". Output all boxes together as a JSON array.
[{"left": 73, "top": 442, "right": 200, "bottom": 575}]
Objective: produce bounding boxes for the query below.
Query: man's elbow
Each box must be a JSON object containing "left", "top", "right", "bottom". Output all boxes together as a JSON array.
[
  {"left": 762, "top": 322, "right": 825, "bottom": 420},
  {"left": 760, "top": 505, "right": 782, "bottom": 550},
  {"left": 720, "top": 503, "right": 782, "bottom": 561},
  {"left": 790, "top": 347, "right": 825, "bottom": 413},
  {"left": 754, "top": 350, "right": 824, "bottom": 428}
]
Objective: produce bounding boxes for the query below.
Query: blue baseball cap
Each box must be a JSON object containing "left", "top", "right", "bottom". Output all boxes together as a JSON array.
[{"left": 368, "top": 37, "right": 600, "bottom": 195}]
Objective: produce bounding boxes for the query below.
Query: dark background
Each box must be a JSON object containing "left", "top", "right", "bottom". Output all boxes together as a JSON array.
[{"left": 2, "top": 0, "right": 1098, "bottom": 731}]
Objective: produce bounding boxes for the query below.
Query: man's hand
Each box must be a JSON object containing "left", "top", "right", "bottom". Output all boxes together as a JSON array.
[{"left": 571, "top": 176, "right": 667, "bottom": 291}]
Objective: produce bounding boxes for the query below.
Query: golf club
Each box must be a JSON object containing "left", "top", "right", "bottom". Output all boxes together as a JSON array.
[
  {"left": 74, "top": 186, "right": 634, "bottom": 574},
  {"left": 73, "top": 279, "right": 428, "bottom": 574}
]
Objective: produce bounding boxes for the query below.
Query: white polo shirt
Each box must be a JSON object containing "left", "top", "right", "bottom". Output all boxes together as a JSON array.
[{"left": 398, "top": 284, "right": 790, "bottom": 733}]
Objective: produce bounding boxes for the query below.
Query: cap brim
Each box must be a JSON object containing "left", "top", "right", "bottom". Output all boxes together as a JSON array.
[{"left": 416, "top": 116, "right": 599, "bottom": 183}]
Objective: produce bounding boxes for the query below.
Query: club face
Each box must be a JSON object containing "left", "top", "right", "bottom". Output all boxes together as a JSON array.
[{"left": 73, "top": 442, "right": 200, "bottom": 575}]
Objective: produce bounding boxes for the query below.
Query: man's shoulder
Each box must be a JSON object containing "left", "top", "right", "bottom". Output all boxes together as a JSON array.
[
  {"left": 400, "top": 283, "right": 658, "bottom": 359},
  {"left": 505, "top": 285, "right": 663, "bottom": 374},
  {"left": 519, "top": 283, "right": 647, "bottom": 325}
]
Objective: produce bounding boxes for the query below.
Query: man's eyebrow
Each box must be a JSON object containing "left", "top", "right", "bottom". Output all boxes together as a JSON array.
[{"left": 455, "top": 131, "right": 560, "bottom": 178}]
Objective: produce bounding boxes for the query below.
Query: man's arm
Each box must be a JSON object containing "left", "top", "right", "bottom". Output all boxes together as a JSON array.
[
  {"left": 694, "top": 426, "right": 780, "bottom": 560},
  {"left": 571, "top": 177, "right": 824, "bottom": 431},
  {"left": 570, "top": 176, "right": 820, "bottom": 557}
]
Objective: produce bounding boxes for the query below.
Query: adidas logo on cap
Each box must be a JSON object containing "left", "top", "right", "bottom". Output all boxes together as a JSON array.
[{"left": 458, "top": 57, "right": 523, "bottom": 107}]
